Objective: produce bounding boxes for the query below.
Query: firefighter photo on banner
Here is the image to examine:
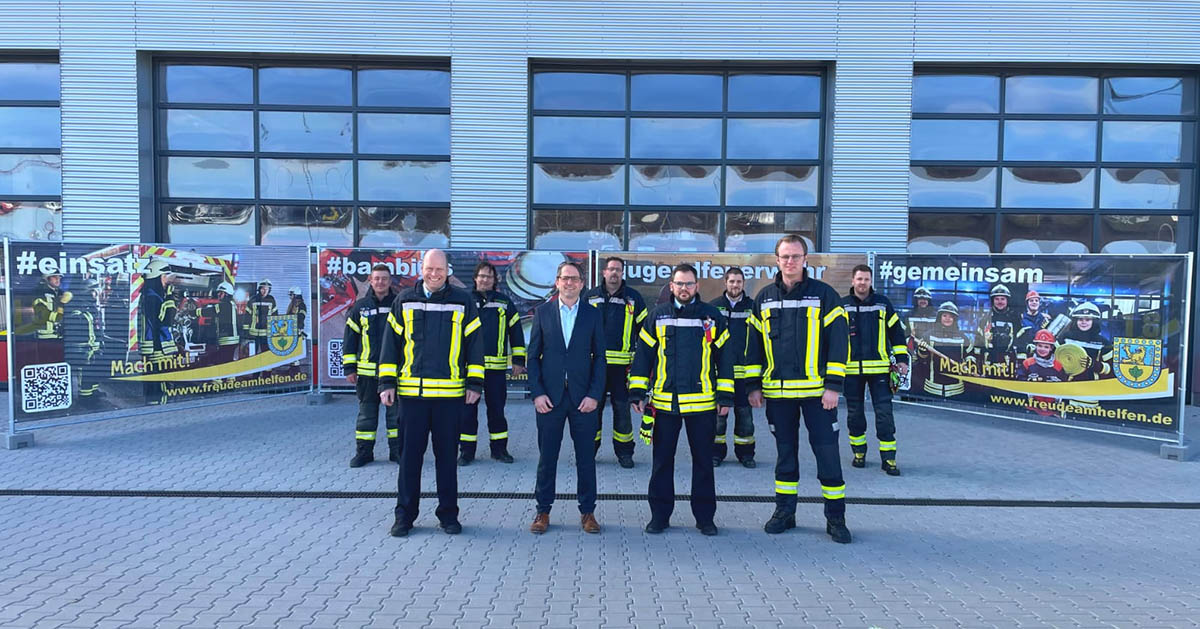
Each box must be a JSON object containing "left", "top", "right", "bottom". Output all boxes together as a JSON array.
[
  {"left": 876, "top": 253, "right": 1188, "bottom": 436},
  {"left": 6, "top": 242, "right": 312, "bottom": 422}
]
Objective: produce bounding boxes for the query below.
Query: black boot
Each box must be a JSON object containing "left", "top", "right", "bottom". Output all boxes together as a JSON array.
[
  {"left": 826, "top": 516, "right": 852, "bottom": 544},
  {"left": 388, "top": 438, "right": 402, "bottom": 463},
  {"left": 491, "top": 443, "right": 514, "bottom": 464},
  {"left": 349, "top": 441, "right": 374, "bottom": 468},
  {"left": 881, "top": 458, "right": 901, "bottom": 476},
  {"left": 763, "top": 508, "right": 796, "bottom": 534},
  {"left": 458, "top": 448, "right": 475, "bottom": 467}
]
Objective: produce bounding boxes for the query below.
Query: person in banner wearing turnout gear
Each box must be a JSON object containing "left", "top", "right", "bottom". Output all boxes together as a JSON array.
[
  {"left": 139, "top": 259, "right": 177, "bottom": 406},
  {"left": 379, "top": 249, "right": 485, "bottom": 538},
  {"left": 286, "top": 286, "right": 307, "bottom": 332},
  {"left": 709, "top": 266, "right": 758, "bottom": 468},
  {"left": 977, "top": 284, "right": 1022, "bottom": 365},
  {"left": 842, "top": 264, "right": 909, "bottom": 476},
  {"left": 65, "top": 276, "right": 113, "bottom": 410},
  {"left": 1015, "top": 290, "right": 1052, "bottom": 359},
  {"left": 459, "top": 261, "right": 526, "bottom": 466},
  {"left": 343, "top": 264, "right": 402, "bottom": 469},
  {"left": 630, "top": 263, "right": 734, "bottom": 537},
  {"left": 745, "top": 235, "right": 852, "bottom": 544},
  {"left": 1058, "top": 302, "right": 1113, "bottom": 406},
  {"left": 907, "top": 286, "right": 937, "bottom": 342},
  {"left": 32, "top": 272, "right": 66, "bottom": 340},
  {"left": 247, "top": 280, "right": 277, "bottom": 354},
  {"left": 205, "top": 282, "right": 240, "bottom": 364},
  {"left": 917, "top": 301, "right": 976, "bottom": 398},
  {"left": 583, "top": 256, "right": 648, "bottom": 468}
]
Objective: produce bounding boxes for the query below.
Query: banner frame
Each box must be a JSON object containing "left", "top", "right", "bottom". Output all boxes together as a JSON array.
[{"left": 1176, "top": 253, "right": 1193, "bottom": 448}]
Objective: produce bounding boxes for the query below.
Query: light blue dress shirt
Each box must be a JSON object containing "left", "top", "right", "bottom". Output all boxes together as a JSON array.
[{"left": 559, "top": 299, "right": 579, "bottom": 347}]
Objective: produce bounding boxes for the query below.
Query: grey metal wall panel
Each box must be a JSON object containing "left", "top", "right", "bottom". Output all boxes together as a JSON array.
[{"left": 1, "top": 2, "right": 61, "bottom": 49}]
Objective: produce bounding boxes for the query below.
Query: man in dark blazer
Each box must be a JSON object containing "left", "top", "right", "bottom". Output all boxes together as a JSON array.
[{"left": 526, "top": 260, "right": 607, "bottom": 535}]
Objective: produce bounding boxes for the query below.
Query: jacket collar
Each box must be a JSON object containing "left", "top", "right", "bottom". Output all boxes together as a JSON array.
[
  {"left": 846, "top": 287, "right": 875, "bottom": 304},
  {"left": 774, "top": 269, "right": 809, "bottom": 296}
]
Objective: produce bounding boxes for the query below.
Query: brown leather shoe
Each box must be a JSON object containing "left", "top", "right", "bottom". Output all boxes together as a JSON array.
[
  {"left": 580, "top": 513, "right": 601, "bottom": 534},
  {"left": 530, "top": 512, "right": 550, "bottom": 534}
]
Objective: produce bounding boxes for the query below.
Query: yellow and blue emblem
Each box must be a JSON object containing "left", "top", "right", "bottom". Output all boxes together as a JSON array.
[
  {"left": 1113, "top": 337, "right": 1162, "bottom": 389},
  {"left": 268, "top": 314, "right": 300, "bottom": 357}
]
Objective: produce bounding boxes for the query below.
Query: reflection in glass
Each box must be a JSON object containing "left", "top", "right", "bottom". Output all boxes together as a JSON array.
[
  {"left": 629, "top": 118, "right": 721, "bottom": 159},
  {"left": 726, "top": 119, "right": 819, "bottom": 160},
  {"left": 999, "top": 214, "right": 1091, "bottom": 254},
  {"left": 532, "top": 73, "right": 626, "bottom": 111},
  {"left": 0, "top": 107, "right": 60, "bottom": 148},
  {"left": 259, "top": 67, "right": 352, "bottom": 106},
  {"left": 532, "top": 116, "right": 625, "bottom": 159},
  {"left": 532, "top": 164, "right": 624, "bottom": 205},
  {"left": 1104, "top": 77, "right": 1194, "bottom": 115},
  {"left": 912, "top": 75, "right": 999, "bottom": 113},
  {"left": 630, "top": 165, "right": 720, "bottom": 206},
  {"left": 0, "top": 154, "right": 62, "bottom": 196},
  {"left": 1001, "top": 168, "right": 1094, "bottom": 208},
  {"left": 531, "top": 209, "right": 624, "bottom": 250},
  {"left": 908, "top": 212, "right": 995, "bottom": 253},
  {"left": 164, "top": 109, "right": 253, "bottom": 151},
  {"left": 724, "top": 211, "right": 816, "bottom": 253},
  {"left": 358, "top": 69, "right": 450, "bottom": 108},
  {"left": 163, "top": 65, "right": 252, "bottom": 104},
  {"left": 909, "top": 166, "right": 995, "bottom": 207},
  {"left": 725, "top": 165, "right": 817, "bottom": 206},
  {"left": 260, "top": 159, "right": 353, "bottom": 200},
  {"left": 358, "top": 113, "right": 450, "bottom": 155},
  {"left": 629, "top": 211, "right": 719, "bottom": 252},
  {"left": 165, "top": 204, "right": 254, "bottom": 245},
  {"left": 163, "top": 156, "right": 253, "bottom": 198},
  {"left": 1101, "top": 121, "right": 1190, "bottom": 163},
  {"left": 728, "top": 74, "right": 821, "bottom": 112},
  {"left": 358, "top": 160, "right": 450, "bottom": 202},
  {"left": 910, "top": 119, "right": 997, "bottom": 161},
  {"left": 0, "top": 62, "right": 60, "bottom": 101},
  {"left": 359, "top": 207, "right": 451, "bottom": 247},
  {"left": 260, "top": 205, "right": 353, "bottom": 245},
  {"left": 0, "top": 200, "right": 62, "bottom": 241},
  {"left": 259, "top": 112, "right": 353, "bottom": 153},
  {"left": 1098, "top": 215, "right": 1182, "bottom": 254},
  {"left": 631, "top": 74, "right": 722, "bottom": 111},
  {"left": 1100, "top": 168, "right": 1187, "bottom": 210},
  {"left": 1003, "top": 120, "right": 1096, "bottom": 161},
  {"left": 1005, "top": 75, "right": 1098, "bottom": 114}
]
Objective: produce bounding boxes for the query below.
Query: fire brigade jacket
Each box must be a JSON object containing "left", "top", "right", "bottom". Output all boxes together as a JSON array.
[
  {"left": 377, "top": 282, "right": 485, "bottom": 399},
  {"left": 629, "top": 296, "right": 735, "bottom": 414},
  {"left": 32, "top": 279, "right": 64, "bottom": 340},
  {"left": 709, "top": 292, "right": 755, "bottom": 380},
  {"left": 473, "top": 289, "right": 527, "bottom": 370},
  {"left": 583, "top": 281, "right": 648, "bottom": 366},
  {"left": 842, "top": 288, "right": 909, "bottom": 376},
  {"left": 341, "top": 289, "right": 396, "bottom": 378},
  {"left": 208, "top": 295, "right": 240, "bottom": 347},
  {"left": 745, "top": 271, "right": 849, "bottom": 399},
  {"left": 248, "top": 293, "right": 276, "bottom": 337}
]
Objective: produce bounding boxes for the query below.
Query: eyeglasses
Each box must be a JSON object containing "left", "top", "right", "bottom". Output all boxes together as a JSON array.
[
  {"left": 671, "top": 281, "right": 697, "bottom": 288},
  {"left": 777, "top": 254, "right": 805, "bottom": 262},
  {"left": 557, "top": 276, "right": 583, "bottom": 283}
]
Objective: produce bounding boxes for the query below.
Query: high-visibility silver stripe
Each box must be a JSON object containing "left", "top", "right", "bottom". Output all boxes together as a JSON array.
[
  {"left": 847, "top": 304, "right": 886, "bottom": 313},
  {"left": 928, "top": 335, "right": 967, "bottom": 343},
  {"left": 761, "top": 298, "right": 821, "bottom": 310},
  {"left": 402, "top": 302, "right": 465, "bottom": 313},
  {"left": 483, "top": 301, "right": 507, "bottom": 309},
  {"left": 656, "top": 318, "right": 704, "bottom": 327},
  {"left": 360, "top": 308, "right": 388, "bottom": 316},
  {"left": 1065, "top": 339, "right": 1104, "bottom": 351},
  {"left": 729, "top": 312, "right": 751, "bottom": 319}
]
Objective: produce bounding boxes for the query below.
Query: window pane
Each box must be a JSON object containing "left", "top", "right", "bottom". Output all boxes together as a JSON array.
[
  {"left": 629, "top": 211, "right": 719, "bottom": 251},
  {"left": 357, "top": 160, "right": 449, "bottom": 202},
  {"left": 359, "top": 207, "right": 451, "bottom": 247},
  {"left": 532, "top": 72, "right": 625, "bottom": 111},
  {"left": 1005, "top": 75, "right": 1098, "bottom": 114},
  {"left": 164, "top": 109, "right": 253, "bottom": 151},
  {"left": 727, "top": 119, "right": 819, "bottom": 160},
  {"left": 999, "top": 214, "right": 1092, "bottom": 254},
  {"left": 163, "top": 156, "right": 254, "bottom": 198},
  {"left": 1001, "top": 167, "right": 1095, "bottom": 208},
  {"left": 260, "top": 158, "right": 353, "bottom": 200},
  {"left": 1104, "top": 77, "right": 1194, "bottom": 115},
  {"left": 909, "top": 166, "right": 996, "bottom": 207},
  {"left": 912, "top": 75, "right": 999, "bottom": 113},
  {"left": 727, "top": 74, "right": 821, "bottom": 112},
  {"left": 532, "top": 163, "right": 624, "bottom": 205},
  {"left": 0, "top": 154, "right": 61, "bottom": 196},
  {"left": 1003, "top": 121, "right": 1096, "bottom": 161},
  {"left": 630, "top": 164, "right": 720, "bottom": 206},
  {"left": 162, "top": 65, "right": 252, "bottom": 104},
  {"left": 358, "top": 69, "right": 450, "bottom": 108},
  {"left": 908, "top": 212, "right": 995, "bottom": 253},
  {"left": 259, "top": 67, "right": 352, "bottom": 106},
  {"left": 531, "top": 209, "right": 624, "bottom": 250},
  {"left": 1102, "top": 121, "right": 1191, "bottom": 163},
  {"left": 631, "top": 74, "right": 722, "bottom": 112},
  {"left": 629, "top": 118, "right": 721, "bottom": 159},
  {"left": 1100, "top": 168, "right": 1189, "bottom": 210},
  {"left": 1098, "top": 215, "right": 1184, "bottom": 254},
  {"left": 0, "top": 107, "right": 60, "bottom": 148},
  {"left": 724, "top": 211, "right": 816, "bottom": 253},
  {"left": 359, "top": 113, "right": 450, "bottom": 155},
  {"left": 165, "top": 203, "right": 255, "bottom": 245},
  {"left": 260, "top": 205, "right": 353, "bottom": 245},
  {"left": 910, "top": 119, "right": 997, "bottom": 161},
  {"left": 0, "top": 200, "right": 62, "bottom": 241},
  {"left": 532, "top": 116, "right": 625, "bottom": 159},
  {"left": 258, "top": 111, "right": 352, "bottom": 153},
  {"left": 725, "top": 165, "right": 817, "bottom": 206}
]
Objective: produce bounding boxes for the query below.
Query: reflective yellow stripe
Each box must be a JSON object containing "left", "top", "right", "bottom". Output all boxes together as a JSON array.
[
  {"left": 464, "top": 316, "right": 481, "bottom": 337},
  {"left": 638, "top": 328, "right": 657, "bottom": 347},
  {"left": 398, "top": 377, "right": 466, "bottom": 388},
  {"left": 460, "top": 434, "right": 478, "bottom": 442},
  {"left": 467, "top": 364, "right": 485, "bottom": 379},
  {"left": 733, "top": 436, "right": 754, "bottom": 444},
  {"left": 356, "top": 431, "right": 376, "bottom": 440},
  {"left": 822, "top": 484, "right": 846, "bottom": 500},
  {"left": 388, "top": 311, "right": 404, "bottom": 336},
  {"left": 621, "top": 304, "right": 634, "bottom": 354},
  {"left": 714, "top": 435, "right": 727, "bottom": 444},
  {"left": 848, "top": 434, "right": 868, "bottom": 446},
  {"left": 346, "top": 318, "right": 361, "bottom": 333},
  {"left": 699, "top": 326, "right": 713, "bottom": 395},
  {"left": 629, "top": 375, "right": 650, "bottom": 390},
  {"left": 485, "top": 356, "right": 510, "bottom": 369},
  {"left": 826, "top": 363, "right": 846, "bottom": 377},
  {"left": 823, "top": 306, "right": 846, "bottom": 326},
  {"left": 360, "top": 315, "right": 373, "bottom": 367},
  {"left": 449, "top": 310, "right": 463, "bottom": 381},
  {"left": 401, "top": 309, "right": 416, "bottom": 379},
  {"left": 636, "top": 308, "right": 648, "bottom": 323},
  {"left": 733, "top": 366, "right": 746, "bottom": 379},
  {"left": 509, "top": 312, "right": 521, "bottom": 327},
  {"left": 716, "top": 378, "right": 734, "bottom": 393},
  {"left": 343, "top": 354, "right": 358, "bottom": 364},
  {"left": 877, "top": 312, "right": 887, "bottom": 363},
  {"left": 490, "top": 432, "right": 508, "bottom": 440},
  {"left": 511, "top": 347, "right": 527, "bottom": 357},
  {"left": 378, "top": 364, "right": 397, "bottom": 377},
  {"left": 387, "top": 429, "right": 399, "bottom": 438},
  {"left": 806, "top": 307, "right": 820, "bottom": 381},
  {"left": 743, "top": 365, "right": 763, "bottom": 377},
  {"left": 879, "top": 440, "right": 897, "bottom": 451},
  {"left": 613, "top": 431, "right": 634, "bottom": 443},
  {"left": 606, "top": 349, "right": 634, "bottom": 365},
  {"left": 888, "top": 313, "right": 900, "bottom": 327},
  {"left": 892, "top": 345, "right": 909, "bottom": 355},
  {"left": 496, "top": 308, "right": 506, "bottom": 358},
  {"left": 775, "top": 480, "right": 799, "bottom": 495},
  {"left": 762, "top": 312, "right": 776, "bottom": 381},
  {"left": 713, "top": 328, "right": 730, "bottom": 348},
  {"left": 655, "top": 324, "right": 668, "bottom": 395}
]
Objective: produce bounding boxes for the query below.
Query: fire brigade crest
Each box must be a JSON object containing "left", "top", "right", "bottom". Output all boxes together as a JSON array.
[
  {"left": 1113, "top": 337, "right": 1162, "bottom": 389},
  {"left": 267, "top": 314, "right": 300, "bottom": 356}
]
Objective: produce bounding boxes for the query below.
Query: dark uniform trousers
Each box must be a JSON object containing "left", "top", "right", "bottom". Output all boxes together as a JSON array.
[
  {"left": 395, "top": 397, "right": 461, "bottom": 526},
  {"left": 714, "top": 380, "right": 755, "bottom": 461},
  {"left": 534, "top": 392, "right": 599, "bottom": 515},
  {"left": 597, "top": 364, "right": 634, "bottom": 456},
  {"left": 355, "top": 375, "right": 401, "bottom": 447},
  {"left": 460, "top": 369, "right": 509, "bottom": 457},
  {"left": 767, "top": 398, "right": 846, "bottom": 518},
  {"left": 844, "top": 374, "right": 896, "bottom": 461},
  {"left": 649, "top": 410, "right": 717, "bottom": 525}
]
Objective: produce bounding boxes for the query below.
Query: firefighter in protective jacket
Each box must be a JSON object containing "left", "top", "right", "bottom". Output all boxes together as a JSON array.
[
  {"left": 205, "top": 282, "right": 240, "bottom": 364},
  {"left": 977, "top": 284, "right": 1022, "bottom": 365},
  {"left": 917, "top": 301, "right": 976, "bottom": 398},
  {"left": 709, "top": 267, "right": 758, "bottom": 468},
  {"left": 343, "top": 264, "right": 401, "bottom": 468},
  {"left": 247, "top": 280, "right": 277, "bottom": 354}
]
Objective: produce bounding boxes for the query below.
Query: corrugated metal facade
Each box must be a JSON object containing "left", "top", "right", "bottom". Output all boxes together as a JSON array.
[{"left": 4, "top": 1, "right": 1200, "bottom": 249}]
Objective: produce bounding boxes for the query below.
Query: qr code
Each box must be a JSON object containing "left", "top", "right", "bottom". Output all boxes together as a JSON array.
[
  {"left": 21, "top": 362, "right": 72, "bottom": 413},
  {"left": 328, "top": 339, "right": 345, "bottom": 379}
]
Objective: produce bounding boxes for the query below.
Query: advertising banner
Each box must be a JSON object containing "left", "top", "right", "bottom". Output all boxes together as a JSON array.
[
  {"left": 316, "top": 248, "right": 590, "bottom": 391},
  {"left": 5, "top": 242, "right": 312, "bottom": 423},
  {"left": 876, "top": 254, "right": 1189, "bottom": 436}
]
